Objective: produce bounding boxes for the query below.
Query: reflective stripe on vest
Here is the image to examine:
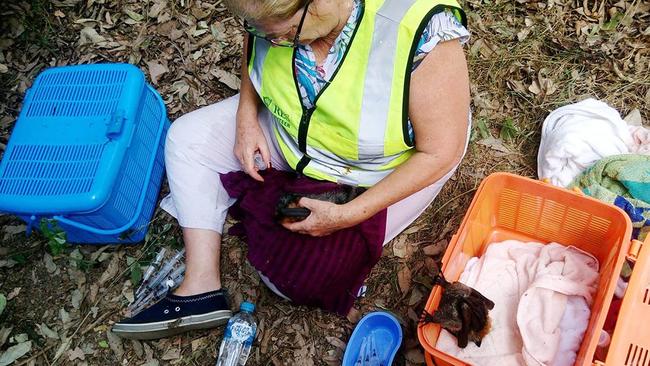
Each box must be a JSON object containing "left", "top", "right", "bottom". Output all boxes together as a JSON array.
[{"left": 248, "top": 0, "right": 466, "bottom": 186}]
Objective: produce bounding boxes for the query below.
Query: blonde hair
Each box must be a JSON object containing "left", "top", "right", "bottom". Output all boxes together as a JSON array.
[{"left": 223, "top": 0, "right": 311, "bottom": 23}]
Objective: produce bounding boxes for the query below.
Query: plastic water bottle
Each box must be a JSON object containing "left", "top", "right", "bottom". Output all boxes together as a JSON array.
[
  {"left": 215, "top": 302, "right": 257, "bottom": 366},
  {"left": 253, "top": 152, "right": 267, "bottom": 171}
]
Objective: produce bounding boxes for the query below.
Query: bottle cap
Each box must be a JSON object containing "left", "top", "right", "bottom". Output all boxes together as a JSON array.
[
  {"left": 598, "top": 330, "right": 611, "bottom": 347},
  {"left": 240, "top": 301, "right": 255, "bottom": 313}
]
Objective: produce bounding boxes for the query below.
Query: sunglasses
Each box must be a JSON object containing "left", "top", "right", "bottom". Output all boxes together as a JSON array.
[{"left": 244, "top": 2, "right": 310, "bottom": 48}]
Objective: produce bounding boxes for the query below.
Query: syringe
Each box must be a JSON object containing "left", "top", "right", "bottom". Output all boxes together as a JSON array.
[{"left": 135, "top": 247, "right": 167, "bottom": 298}]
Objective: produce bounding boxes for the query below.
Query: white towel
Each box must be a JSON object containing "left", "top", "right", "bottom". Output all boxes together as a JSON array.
[
  {"left": 436, "top": 241, "right": 599, "bottom": 366},
  {"left": 537, "top": 98, "right": 634, "bottom": 187}
]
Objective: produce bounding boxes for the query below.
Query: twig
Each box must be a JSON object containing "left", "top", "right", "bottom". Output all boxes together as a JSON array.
[
  {"left": 431, "top": 187, "right": 478, "bottom": 218},
  {"left": 16, "top": 344, "right": 55, "bottom": 366},
  {"left": 51, "top": 311, "right": 94, "bottom": 364},
  {"left": 81, "top": 311, "right": 114, "bottom": 334},
  {"left": 5, "top": 245, "right": 43, "bottom": 258},
  {"left": 410, "top": 240, "right": 439, "bottom": 247},
  {"left": 264, "top": 351, "right": 282, "bottom": 366}
]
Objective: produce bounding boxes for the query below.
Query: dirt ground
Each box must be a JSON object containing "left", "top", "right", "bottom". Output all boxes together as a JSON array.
[{"left": 0, "top": 0, "right": 648, "bottom": 365}]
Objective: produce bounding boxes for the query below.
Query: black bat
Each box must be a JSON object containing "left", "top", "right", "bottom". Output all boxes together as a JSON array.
[
  {"left": 419, "top": 271, "right": 494, "bottom": 348},
  {"left": 275, "top": 186, "right": 366, "bottom": 224}
]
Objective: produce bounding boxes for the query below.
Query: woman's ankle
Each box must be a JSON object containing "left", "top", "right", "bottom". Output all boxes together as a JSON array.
[{"left": 173, "top": 277, "right": 221, "bottom": 296}]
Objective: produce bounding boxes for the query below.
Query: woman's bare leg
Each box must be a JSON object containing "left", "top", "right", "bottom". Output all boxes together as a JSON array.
[{"left": 174, "top": 228, "right": 222, "bottom": 295}]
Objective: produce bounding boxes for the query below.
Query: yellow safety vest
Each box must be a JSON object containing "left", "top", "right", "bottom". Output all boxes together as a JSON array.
[{"left": 248, "top": 0, "right": 466, "bottom": 186}]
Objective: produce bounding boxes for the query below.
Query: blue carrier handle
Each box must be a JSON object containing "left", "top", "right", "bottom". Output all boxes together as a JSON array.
[
  {"left": 106, "top": 108, "right": 126, "bottom": 138},
  {"left": 52, "top": 85, "right": 167, "bottom": 237}
]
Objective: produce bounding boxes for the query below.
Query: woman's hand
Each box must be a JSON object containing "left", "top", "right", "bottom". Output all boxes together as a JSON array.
[
  {"left": 233, "top": 115, "right": 271, "bottom": 182},
  {"left": 235, "top": 35, "right": 269, "bottom": 182},
  {"left": 282, "top": 197, "right": 358, "bottom": 236}
]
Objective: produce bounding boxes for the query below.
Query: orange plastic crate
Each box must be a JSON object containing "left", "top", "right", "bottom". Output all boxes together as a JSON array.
[
  {"left": 603, "top": 238, "right": 650, "bottom": 366},
  {"left": 418, "top": 172, "right": 633, "bottom": 366},
  {"left": 425, "top": 241, "right": 650, "bottom": 366}
]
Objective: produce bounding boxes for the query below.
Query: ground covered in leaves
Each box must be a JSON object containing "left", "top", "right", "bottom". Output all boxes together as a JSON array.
[{"left": 0, "top": 0, "right": 648, "bottom": 364}]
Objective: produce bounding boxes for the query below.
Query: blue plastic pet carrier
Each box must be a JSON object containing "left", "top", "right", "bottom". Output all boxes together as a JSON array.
[{"left": 0, "top": 64, "right": 170, "bottom": 243}]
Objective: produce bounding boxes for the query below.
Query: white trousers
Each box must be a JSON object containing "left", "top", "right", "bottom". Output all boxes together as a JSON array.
[{"left": 160, "top": 95, "right": 462, "bottom": 245}]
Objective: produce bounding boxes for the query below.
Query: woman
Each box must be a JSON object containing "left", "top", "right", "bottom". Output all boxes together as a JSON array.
[{"left": 113, "top": 0, "right": 470, "bottom": 340}]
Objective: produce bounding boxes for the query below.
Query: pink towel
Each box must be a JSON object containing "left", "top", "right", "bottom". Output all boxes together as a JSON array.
[
  {"left": 628, "top": 126, "right": 650, "bottom": 154},
  {"left": 436, "top": 240, "right": 599, "bottom": 366}
]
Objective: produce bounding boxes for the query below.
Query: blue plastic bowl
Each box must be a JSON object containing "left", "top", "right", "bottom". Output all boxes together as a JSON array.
[{"left": 342, "top": 311, "right": 403, "bottom": 366}]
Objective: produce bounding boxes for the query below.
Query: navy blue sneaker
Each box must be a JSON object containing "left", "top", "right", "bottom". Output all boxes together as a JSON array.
[{"left": 112, "top": 289, "right": 232, "bottom": 340}]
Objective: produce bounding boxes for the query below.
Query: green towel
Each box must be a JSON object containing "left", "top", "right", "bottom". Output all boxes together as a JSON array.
[{"left": 571, "top": 154, "right": 650, "bottom": 240}]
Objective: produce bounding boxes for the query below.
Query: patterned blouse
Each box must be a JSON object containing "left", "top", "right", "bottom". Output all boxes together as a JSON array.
[{"left": 294, "top": 0, "right": 469, "bottom": 142}]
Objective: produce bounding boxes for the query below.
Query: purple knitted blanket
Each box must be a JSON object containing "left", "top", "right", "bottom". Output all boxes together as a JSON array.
[{"left": 220, "top": 169, "right": 386, "bottom": 315}]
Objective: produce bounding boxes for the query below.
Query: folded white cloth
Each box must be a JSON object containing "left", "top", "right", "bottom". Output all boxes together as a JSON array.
[
  {"left": 436, "top": 240, "right": 600, "bottom": 366},
  {"left": 537, "top": 98, "right": 634, "bottom": 187}
]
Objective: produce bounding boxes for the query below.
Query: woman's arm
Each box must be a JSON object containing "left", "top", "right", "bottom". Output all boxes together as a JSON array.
[
  {"left": 234, "top": 36, "right": 272, "bottom": 181},
  {"left": 238, "top": 36, "right": 261, "bottom": 118},
  {"left": 346, "top": 39, "right": 470, "bottom": 221},
  {"left": 284, "top": 39, "right": 470, "bottom": 236}
]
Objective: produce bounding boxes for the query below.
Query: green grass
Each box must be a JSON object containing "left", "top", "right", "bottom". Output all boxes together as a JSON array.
[
  {"left": 40, "top": 219, "right": 68, "bottom": 256},
  {"left": 499, "top": 118, "right": 519, "bottom": 141}
]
